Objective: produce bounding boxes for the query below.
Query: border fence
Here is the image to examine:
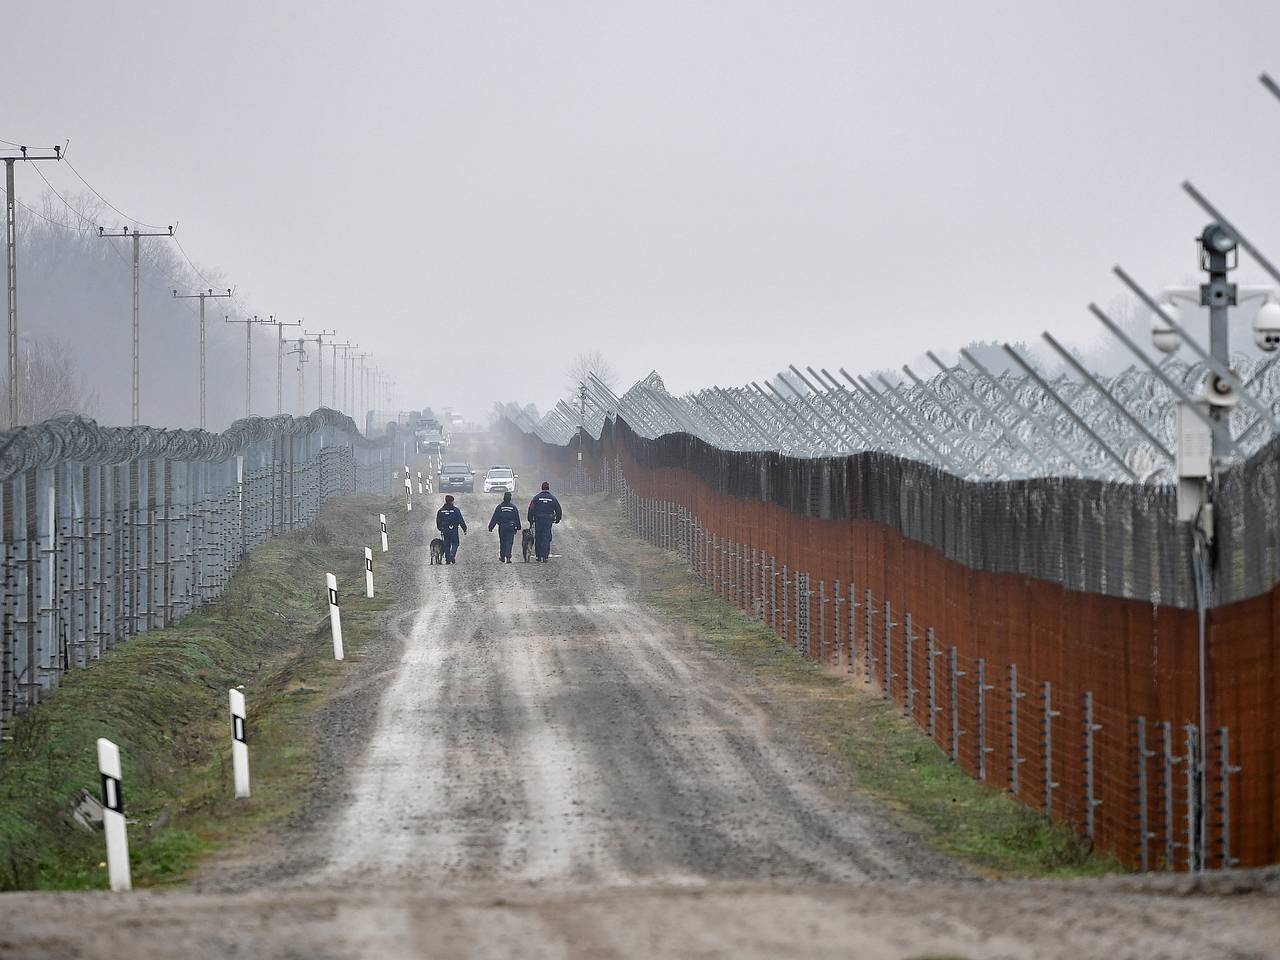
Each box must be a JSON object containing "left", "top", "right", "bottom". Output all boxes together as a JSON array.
[
  {"left": 501, "top": 412, "right": 1278, "bottom": 872},
  {"left": 0, "top": 408, "right": 393, "bottom": 729}
]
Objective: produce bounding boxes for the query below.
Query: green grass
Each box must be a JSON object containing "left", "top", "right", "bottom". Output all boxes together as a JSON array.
[
  {"left": 596, "top": 496, "right": 1119, "bottom": 879},
  {"left": 0, "top": 493, "right": 401, "bottom": 890}
]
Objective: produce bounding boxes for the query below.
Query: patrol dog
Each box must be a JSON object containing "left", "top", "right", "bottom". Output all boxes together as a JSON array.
[
  {"left": 521, "top": 527, "right": 536, "bottom": 563},
  {"left": 429, "top": 537, "right": 446, "bottom": 565}
]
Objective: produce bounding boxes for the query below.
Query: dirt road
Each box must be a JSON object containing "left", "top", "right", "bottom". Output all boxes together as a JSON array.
[{"left": 2, "top": 492, "right": 1277, "bottom": 959}]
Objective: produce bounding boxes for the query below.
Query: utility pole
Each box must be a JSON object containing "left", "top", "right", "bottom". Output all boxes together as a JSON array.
[
  {"left": 287, "top": 337, "right": 309, "bottom": 413},
  {"left": 4, "top": 143, "right": 62, "bottom": 428},
  {"left": 172, "top": 288, "right": 232, "bottom": 429},
  {"left": 341, "top": 342, "right": 358, "bottom": 416},
  {"left": 355, "top": 352, "right": 371, "bottom": 432},
  {"left": 303, "top": 328, "right": 336, "bottom": 411},
  {"left": 99, "top": 225, "right": 175, "bottom": 425},
  {"left": 331, "top": 341, "right": 353, "bottom": 413},
  {"left": 224, "top": 315, "right": 274, "bottom": 418},
  {"left": 267, "top": 316, "right": 302, "bottom": 414}
]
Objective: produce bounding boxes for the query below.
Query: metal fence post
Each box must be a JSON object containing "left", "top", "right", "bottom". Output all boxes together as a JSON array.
[
  {"left": 1162, "top": 720, "right": 1181, "bottom": 870},
  {"left": 833, "top": 579, "right": 843, "bottom": 666},
  {"left": 1083, "top": 691, "right": 1101, "bottom": 841},
  {"left": 848, "top": 583, "right": 860, "bottom": 675},
  {"left": 1185, "top": 724, "right": 1200, "bottom": 872},
  {"left": 950, "top": 646, "right": 965, "bottom": 762},
  {"left": 1008, "top": 663, "right": 1025, "bottom": 795},
  {"left": 818, "top": 579, "right": 826, "bottom": 662},
  {"left": 882, "top": 599, "right": 895, "bottom": 701},
  {"left": 770, "top": 555, "right": 778, "bottom": 633},
  {"left": 904, "top": 612, "right": 915, "bottom": 720},
  {"left": 1137, "top": 715, "right": 1156, "bottom": 872},
  {"left": 927, "top": 627, "right": 939, "bottom": 738},
  {"left": 781, "top": 563, "right": 789, "bottom": 645},
  {"left": 977, "top": 658, "right": 994, "bottom": 780},
  {"left": 1043, "top": 681, "right": 1060, "bottom": 819},
  {"left": 863, "top": 588, "right": 874, "bottom": 685},
  {"left": 1217, "top": 727, "right": 1241, "bottom": 869}
]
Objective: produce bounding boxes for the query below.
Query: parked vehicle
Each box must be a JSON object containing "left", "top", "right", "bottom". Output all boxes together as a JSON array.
[
  {"left": 483, "top": 466, "right": 518, "bottom": 495},
  {"left": 438, "top": 462, "right": 474, "bottom": 493},
  {"left": 414, "top": 417, "right": 447, "bottom": 456}
]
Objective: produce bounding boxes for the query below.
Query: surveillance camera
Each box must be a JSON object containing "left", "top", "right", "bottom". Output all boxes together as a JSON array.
[
  {"left": 1254, "top": 301, "right": 1280, "bottom": 352},
  {"left": 1204, "top": 372, "right": 1240, "bottom": 409},
  {"left": 1151, "top": 303, "right": 1182, "bottom": 354}
]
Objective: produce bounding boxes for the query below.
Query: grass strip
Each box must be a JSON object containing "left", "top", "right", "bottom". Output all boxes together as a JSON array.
[
  {"left": 0, "top": 493, "right": 400, "bottom": 890},
  {"left": 595, "top": 495, "right": 1118, "bottom": 878}
]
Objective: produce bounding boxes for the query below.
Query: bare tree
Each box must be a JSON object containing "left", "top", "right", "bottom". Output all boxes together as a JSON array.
[
  {"left": 565, "top": 350, "right": 617, "bottom": 398},
  {"left": 0, "top": 337, "right": 99, "bottom": 429}
]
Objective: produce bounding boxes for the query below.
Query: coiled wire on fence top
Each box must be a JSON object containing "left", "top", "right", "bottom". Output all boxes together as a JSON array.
[
  {"left": 0, "top": 408, "right": 396, "bottom": 730},
  {"left": 501, "top": 356, "right": 1280, "bottom": 484},
  {"left": 0, "top": 407, "right": 388, "bottom": 480}
]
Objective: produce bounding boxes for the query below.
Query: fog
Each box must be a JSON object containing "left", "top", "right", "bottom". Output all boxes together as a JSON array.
[{"left": 5, "top": 0, "right": 1280, "bottom": 428}]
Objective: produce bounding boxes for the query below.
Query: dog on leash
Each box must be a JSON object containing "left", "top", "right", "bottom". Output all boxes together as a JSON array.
[
  {"left": 521, "top": 528, "right": 536, "bottom": 563},
  {"left": 429, "top": 537, "right": 446, "bottom": 565}
]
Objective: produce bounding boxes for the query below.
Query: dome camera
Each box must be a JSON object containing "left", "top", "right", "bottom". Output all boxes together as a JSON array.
[
  {"left": 1254, "top": 301, "right": 1280, "bottom": 352},
  {"left": 1151, "top": 302, "right": 1182, "bottom": 354}
]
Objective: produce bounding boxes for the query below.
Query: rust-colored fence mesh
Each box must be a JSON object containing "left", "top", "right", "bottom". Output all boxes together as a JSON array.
[{"left": 506, "top": 417, "right": 1278, "bottom": 871}]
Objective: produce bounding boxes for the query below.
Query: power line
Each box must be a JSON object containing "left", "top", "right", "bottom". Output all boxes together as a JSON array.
[
  {"left": 0, "top": 184, "right": 83, "bottom": 231},
  {"left": 172, "top": 233, "right": 211, "bottom": 286},
  {"left": 98, "top": 225, "right": 176, "bottom": 425},
  {"left": 62, "top": 155, "right": 169, "bottom": 231},
  {"left": 29, "top": 162, "right": 98, "bottom": 228}
]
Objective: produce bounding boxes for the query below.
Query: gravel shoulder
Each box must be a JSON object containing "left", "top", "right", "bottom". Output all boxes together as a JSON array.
[{"left": 2, "top": 489, "right": 1277, "bottom": 959}]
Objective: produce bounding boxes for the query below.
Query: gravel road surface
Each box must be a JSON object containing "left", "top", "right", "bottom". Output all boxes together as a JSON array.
[{"left": 2, "top": 490, "right": 1277, "bottom": 959}]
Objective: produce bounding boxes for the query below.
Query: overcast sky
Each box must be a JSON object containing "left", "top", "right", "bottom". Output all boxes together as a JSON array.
[{"left": 7, "top": 0, "right": 1280, "bottom": 422}]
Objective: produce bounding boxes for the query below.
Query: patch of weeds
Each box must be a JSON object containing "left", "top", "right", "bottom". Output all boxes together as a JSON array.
[{"left": 0, "top": 493, "right": 403, "bottom": 890}]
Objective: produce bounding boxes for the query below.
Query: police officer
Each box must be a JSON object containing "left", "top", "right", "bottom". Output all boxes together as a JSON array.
[
  {"left": 435, "top": 494, "right": 467, "bottom": 564},
  {"left": 487, "top": 491, "right": 522, "bottom": 563},
  {"left": 526, "top": 481, "right": 563, "bottom": 562}
]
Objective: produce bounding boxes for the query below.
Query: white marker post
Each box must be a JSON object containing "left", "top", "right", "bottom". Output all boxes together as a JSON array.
[
  {"left": 379, "top": 513, "right": 388, "bottom": 552},
  {"left": 326, "top": 573, "right": 344, "bottom": 660},
  {"left": 96, "top": 738, "right": 131, "bottom": 892},
  {"left": 229, "top": 689, "right": 250, "bottom": 798},
  {"left": 365, "top": 547, "right": 374, "bottom": 598},
  {"left": 416, "top": 471, "right": 423, "bottom": 495}
]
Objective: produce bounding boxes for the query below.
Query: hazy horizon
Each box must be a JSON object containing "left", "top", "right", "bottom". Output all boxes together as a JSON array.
[{"left": 6, "top": 0, "right": 1280, "bottom": 427}]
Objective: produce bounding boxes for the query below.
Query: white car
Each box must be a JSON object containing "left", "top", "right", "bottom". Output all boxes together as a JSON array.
[{"left": 483, "top": 466, "right": 518, "bottom": 495}]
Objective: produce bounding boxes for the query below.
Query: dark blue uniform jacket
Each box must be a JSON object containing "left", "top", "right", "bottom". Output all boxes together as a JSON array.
[
  {"left": 527, "top": 491, "right": 563, "bottom": 524},
  {"left": 488, "top": 503, "right": 522, "bottom": 533},
  {"left": 436, "top": 504, "right": 467, "bottom": 533}
]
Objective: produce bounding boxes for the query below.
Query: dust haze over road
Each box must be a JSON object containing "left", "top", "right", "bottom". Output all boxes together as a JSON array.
[{"left": 3, "top": 468, "right": 1278, "bottom": 959}]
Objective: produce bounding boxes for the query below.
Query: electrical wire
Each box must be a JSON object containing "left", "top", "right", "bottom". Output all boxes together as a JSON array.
[
  {"left": 0, "top": 184, "right": 84, "bottom": 232},
  {"left": 172, "top": 233, "right": 212, "bottom": 287},
  {"left": 29, "top": 163, "right": 99, "bottom": 228},
  {"left": 61, "top": 155, "right": 170, "bottom": 231}
]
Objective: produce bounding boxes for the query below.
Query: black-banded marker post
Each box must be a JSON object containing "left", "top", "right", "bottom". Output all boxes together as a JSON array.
[
  {"left": 327, "top": 573, "right": 344, "bottom": 660},
  {"left": 379, "top": 514, "right": 388, "bottom": 553},
  {"left": 416, "top": 471, "right": 423, "bottom": 494},
  {"left": 365, "top": 547, "right": 374, "bottom": 598},
  {"left": 96, "top": 738, "right": 131, "bottom": 891},
  {"left": 229, "top": 688, "right": 250, "bottom": 798}
]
